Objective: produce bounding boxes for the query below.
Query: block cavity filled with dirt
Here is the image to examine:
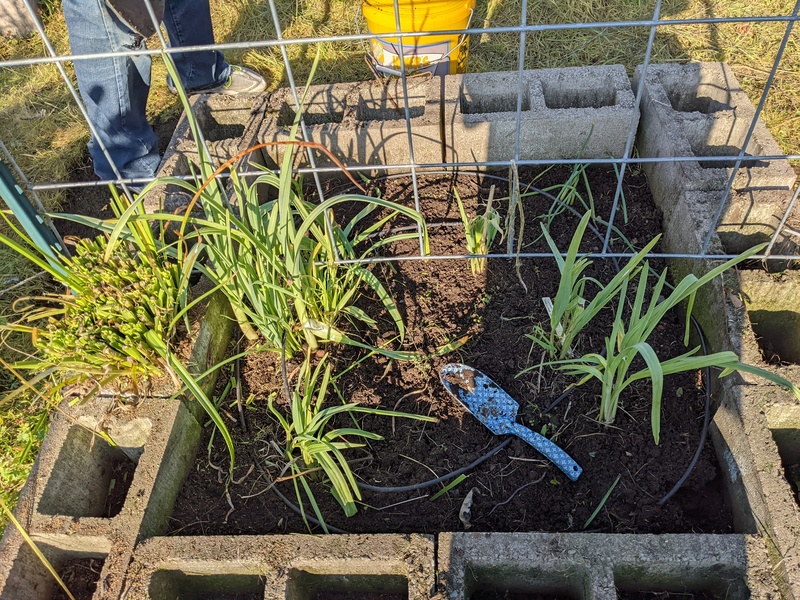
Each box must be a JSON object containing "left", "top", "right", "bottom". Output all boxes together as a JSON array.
[
  {"left": 149, "top": 571, "right": 266, "bottom": 600},
  {"left": 168, "top": 166, "right": 735, "bottom": 536},
  {"left": 761, "top": 401, "right": 800, "bottom": 510},
  {"left": 52, "top": 557, "right": 105, "bottom": 600},
  {"left": 1, "top": 543, "right": 107, "bottom": 600},
  {"left": 466, "top": 565, "right": 585, "bottom": 600},
  {"left": 615, "top": 566, "right": 748, "bottom": 600},
  {"left": 288, "top": 572, "right": 409, "bottom": 600}
]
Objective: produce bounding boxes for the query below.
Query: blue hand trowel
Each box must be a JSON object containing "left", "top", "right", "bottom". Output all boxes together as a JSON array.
[{"left": 440, "top": 363, "right": 582, "bottom": 481}]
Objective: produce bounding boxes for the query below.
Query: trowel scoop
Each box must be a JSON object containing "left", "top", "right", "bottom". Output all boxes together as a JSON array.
[{"left": 440, "top": 363, "right": 582, "bottom": 482}]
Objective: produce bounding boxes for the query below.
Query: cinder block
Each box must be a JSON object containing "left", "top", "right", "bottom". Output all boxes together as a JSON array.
[
  {"left": 258, "top": 66, "right": 637, "bottom": 172},
  {"left": 0, "top": 292, "right": 233, "bottom": 600},
  {"left": 121, "top": 534, "right": 435, "bottom": 600},
  {"left": 0, "top": 0, "right": 38, "bottom": 38},
  {"left": 634, "top": 62, "right": 796, "bottom": 253},
  {"left": 740, "top": 270, "right": 800, "bottom": 366},
  {"left": 0, "top": 396, "right": 200, "bottom": 600},
  {"left": 438, "top": 532, "right": 774, "bottom": 600},
  {"left": 710, "top": 350, "right": 800, "bottom": 598},
  {"left": 143, "top": 93, "right": 267, "bottom": 214},
  {"left": 453, "top": 65, "right": 637, "bottom": 163},
  {"left": 659, "top": 187, "right": 799, "bottom": 256}
]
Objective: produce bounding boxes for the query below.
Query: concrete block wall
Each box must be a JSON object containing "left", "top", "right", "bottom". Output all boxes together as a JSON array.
[
  {"left": 634, "top": 62, "right": 798, "bottom": 253},
  {"left": 142, "top": 93, "right": 267, "bottom": 215},
  {"left": 0, "top": 292, "right": 234, "bottom": 599},
  {"left": 121, "top": 534, "right": 435, "bottom": 599},
  {"left": 3, "top": 63, "right": 800, "bottom": 600},
  {"left": 438, "top": 533, "right": 776, "bottom": 600},
  {"left": 257, "top": 65, "right": 637, "bottom": 172}
]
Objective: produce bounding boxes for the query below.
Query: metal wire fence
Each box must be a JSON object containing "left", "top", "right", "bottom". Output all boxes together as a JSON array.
[{"left": 1, "top": 0, "right": 799, "bottom": 265}]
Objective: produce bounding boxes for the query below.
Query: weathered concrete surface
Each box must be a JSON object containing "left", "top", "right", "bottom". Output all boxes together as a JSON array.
[
  {"left": 438, "top": 532, "right": 776, "bottom": 600},
  {"left": 740, "top": 270, "right": 800, "bottom": 365},
  {"left": 635, "top": 62, "right": 797, "bottom": 253},
  {"left": 0, "top": 0, "right": 37, "bottom": 37},
  {"left": 122, "top": 534, "right": 435, "bottom": 600},
  {"left": 257, "top": 66, "right": 637, "bottom": 172},
  {"left": 142, "top": 93, "right": 267, "bottom": 214}
]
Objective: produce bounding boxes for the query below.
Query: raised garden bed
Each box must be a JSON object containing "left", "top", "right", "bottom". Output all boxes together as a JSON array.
[
  {"left": 169, "top": 166, "right": 734, "bottom": 537},
  {"left": 2, "top": 62, "right": 799, "bottom": 600}
]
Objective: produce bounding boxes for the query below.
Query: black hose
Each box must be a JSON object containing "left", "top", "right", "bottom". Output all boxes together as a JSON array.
[
  {"left": 247, "top": 446, "right": 350, "bottom": 534},
  {"left": 658, "top": 315, "right": 712, "bottom": 506}
]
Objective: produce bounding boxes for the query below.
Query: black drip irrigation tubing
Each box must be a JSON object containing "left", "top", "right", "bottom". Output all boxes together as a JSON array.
[{"left": 242, "top": 172, "right": 713, "bottom": 524}]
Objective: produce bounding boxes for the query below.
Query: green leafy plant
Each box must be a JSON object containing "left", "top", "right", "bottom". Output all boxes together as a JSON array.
[
  {"left": 269, "top": 350, "right": 436, "bottom": 532},
  {"left": 159, "top": 52, "right": 428, "bottom": 357},
  {"left": 454, "top": 186, "right": 502, "bottom": 276},
  {"left": 527, "top": 211, "right": 659, "bottom": 360},
  {"left": 583, "top": 474, "right": 620, "bottom": 529},
  {"left": 0, "top": 188, "right": 196, "bottom": 397},
  {"left": 534, "top": 244, "right": 800, "bottom": 443}
]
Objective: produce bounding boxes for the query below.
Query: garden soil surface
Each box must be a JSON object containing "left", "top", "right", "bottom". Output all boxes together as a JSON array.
[{"left": 168, "top": 165, "right": 735, "bottom": 536}]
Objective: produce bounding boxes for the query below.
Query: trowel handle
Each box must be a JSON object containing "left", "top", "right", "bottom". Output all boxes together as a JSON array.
[{"left": 509, "top": 423, "right": 582, "bottom": 482}]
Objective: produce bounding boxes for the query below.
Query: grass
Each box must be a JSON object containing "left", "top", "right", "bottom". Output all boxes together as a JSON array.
[{"left": 0, "top": 0, "right": 797, "bottom": 530}]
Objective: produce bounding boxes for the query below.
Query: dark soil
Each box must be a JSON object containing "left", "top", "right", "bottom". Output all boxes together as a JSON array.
[
  {"left": 52, "top": 557, "right": 104, "bottom": 600},
  {"left": 168, "top": 165, "right": 734, "bottom": 536}
]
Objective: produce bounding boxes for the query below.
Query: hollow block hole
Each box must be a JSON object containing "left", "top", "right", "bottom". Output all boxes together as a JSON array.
[
  {"left": 767, "top": 417, "right": 800, "bottom": 508},
  {"left": 287, "top": 570, "right": 408, "bottom": 600},
  {"left": 193, "top": 101, "right": 249, "bottom": 141},
  {"left": 4, "top": 543, "right": 107, "bottom": 600},
  {"left": 617, "top": 592, "right": 718, "bottom": 600},
  {"left": 278, "top": 98, "right": 346, "bottom": 127},
  {"left": 614, "top": 569, "right": 747, "bottom": 600},
  {"left": 542, "top": 78, "right": 616, "bottom": 109},
  {"left": 358, "top": 94, "right": 425, "bottom": 121},
  {"left": 465, "top": 567, "right": 585, "bottom": 600},
  {"left": 665, "top": 89, "right": 733, "bottom": 114},
  {"left": 53, "top": 557, "right": 106, "bottom": 600},
  {"left": 201, "top": 120, "right": 246, "bottom": 142},
  {"left": 692, "top": 144, "right": 769, "bottom": 170},
  {"left": 472, "top": 590, "right": 578, "bottom": 600},
  {"left": 461, "top": 87, "right": 531, "bottom": 114},
  {"left": 38, "top": 423, "right": 147, "bottom": 518},
  {"left": 149, "top": 571, "right": 265, "bottom": 600},
  {"left": 749, "top": 309, "right": 800, "bottom": 365}
]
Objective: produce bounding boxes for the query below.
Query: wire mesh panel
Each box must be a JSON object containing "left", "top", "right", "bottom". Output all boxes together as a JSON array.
[{"left": 0, "top": 0, "right": 797, "bottom": 265}]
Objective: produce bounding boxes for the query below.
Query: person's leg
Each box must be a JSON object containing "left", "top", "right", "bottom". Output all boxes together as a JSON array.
[
  {"left": 62, "top": 0, "right": 160, "bottom": 182},
  {"left": 162, "top": 0, "right": 230, "bottom": 92}
]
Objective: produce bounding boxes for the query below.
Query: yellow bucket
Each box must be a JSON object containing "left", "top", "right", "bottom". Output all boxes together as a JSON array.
[{"left": 362, "top": 0, "right": 475, "bottom": 76}]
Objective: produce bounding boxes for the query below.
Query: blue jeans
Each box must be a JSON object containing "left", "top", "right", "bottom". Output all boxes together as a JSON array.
[{"left": 63, "top": 0, "right": 230, "bottom": 182}]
